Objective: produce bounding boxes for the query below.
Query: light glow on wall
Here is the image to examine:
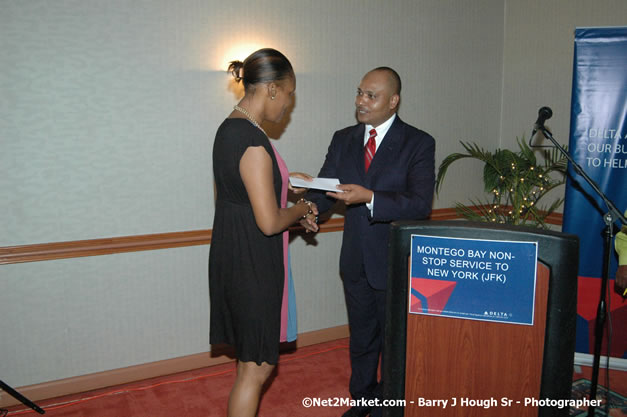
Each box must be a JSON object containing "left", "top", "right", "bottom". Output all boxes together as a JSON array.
[{"left": 218, "top": 42, "right": 265, "bottom": 71}]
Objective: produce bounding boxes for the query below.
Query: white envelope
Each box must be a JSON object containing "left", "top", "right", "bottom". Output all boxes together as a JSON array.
[{"left": 289, "top": 177, "right": 343, "bottom": 192}]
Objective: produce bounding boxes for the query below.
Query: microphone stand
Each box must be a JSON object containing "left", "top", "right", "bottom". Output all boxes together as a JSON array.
[
  {"left": 534, "top": 125, "right": 626, "bottom": 417},
  {"left": 0, "top": 380, "right": 45, "bottom": 414}
]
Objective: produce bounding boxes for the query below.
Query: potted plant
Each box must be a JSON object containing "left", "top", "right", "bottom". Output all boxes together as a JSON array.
[{"left": 435, "top": 137, "right": 568, "bottom": 229}]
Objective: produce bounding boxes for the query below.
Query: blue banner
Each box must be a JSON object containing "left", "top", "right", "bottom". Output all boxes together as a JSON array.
[
  {"left": 563, "top": 27, "right": 627, "bottom": 357},
  {"left": 409, "top": 235, "right": 538, "bottom": 325}
]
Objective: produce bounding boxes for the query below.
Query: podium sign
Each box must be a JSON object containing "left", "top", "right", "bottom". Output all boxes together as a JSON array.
[{"left": 409, "top": 235, "right": 538, "bottom": 325}]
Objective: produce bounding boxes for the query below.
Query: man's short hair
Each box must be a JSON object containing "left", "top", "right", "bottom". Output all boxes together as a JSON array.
[{"left": 371, "top": 67, "right": 402, "bottom": 95}]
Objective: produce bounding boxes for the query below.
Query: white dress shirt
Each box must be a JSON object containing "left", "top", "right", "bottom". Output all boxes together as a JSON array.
[{"left": 363, "top": 113, "right": 396, "bottom": 151}]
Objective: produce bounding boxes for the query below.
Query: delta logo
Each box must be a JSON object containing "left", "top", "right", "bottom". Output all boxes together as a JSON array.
[{"left": 483, "top": 311, "right": 511, "bottom": 319}]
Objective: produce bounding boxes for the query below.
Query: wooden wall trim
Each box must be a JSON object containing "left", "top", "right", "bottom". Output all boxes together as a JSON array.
[
  {"left": 0, "top": 209, "right": 563, "bottom": 265},
  {"left": 0, "top": 230, "right": 213, "bottom": 265},
  {"left": 0, "top": 325, "right": 350, "bottom": 408}
]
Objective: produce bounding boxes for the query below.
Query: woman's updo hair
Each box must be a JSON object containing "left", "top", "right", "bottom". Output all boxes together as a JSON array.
[{"left": 228, "top": 48, "right": 294, "bottom": 89}]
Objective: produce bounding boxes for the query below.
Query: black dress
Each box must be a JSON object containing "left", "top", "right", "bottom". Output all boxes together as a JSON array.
[{"left": 209, "top": 118, "right": 285, "bottom": 365}]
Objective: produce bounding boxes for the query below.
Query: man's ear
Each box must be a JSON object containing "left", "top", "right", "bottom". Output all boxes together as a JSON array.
[{"left": 389, "top": 94, "right": 400, "bottom": 110}]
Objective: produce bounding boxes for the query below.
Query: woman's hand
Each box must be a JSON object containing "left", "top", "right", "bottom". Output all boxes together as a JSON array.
[
  {"left": 289, "top": 172, "right": 314, "bottom": 194},
  {"left": 299, "top": 213, "right": 319, "bottom": 233},
  {"left": 298, "top": 201, "right": 319, "bottom": 233}
]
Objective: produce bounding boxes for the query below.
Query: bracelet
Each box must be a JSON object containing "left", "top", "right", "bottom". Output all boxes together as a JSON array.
[{"left": 297, "top": 198, "right": 314, "bottom": 219}]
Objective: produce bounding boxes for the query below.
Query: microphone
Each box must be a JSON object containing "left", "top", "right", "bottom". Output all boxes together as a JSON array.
[
  {"left": 534, "top": 106, "right": 553, "bottom": 130},
  {"left": 530, "top": 106, "right": 553, "bottom": 147}
]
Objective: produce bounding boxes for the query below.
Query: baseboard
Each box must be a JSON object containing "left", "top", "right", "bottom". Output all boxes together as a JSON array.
[
  {"left": 0, "top": 325, "right": 349, "bottom": 408},
  {"left": 574, "top": 352, "right": 627, "bottom": 371}
]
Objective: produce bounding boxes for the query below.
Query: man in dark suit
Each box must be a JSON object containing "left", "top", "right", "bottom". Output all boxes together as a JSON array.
[{"left": 304, "top": 67, "right": 435, "bottom": 417}]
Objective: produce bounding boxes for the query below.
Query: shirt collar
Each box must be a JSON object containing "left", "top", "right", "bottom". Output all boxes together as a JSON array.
[{"left": 364, "top": 113, "right": 396, "bottom": 146}]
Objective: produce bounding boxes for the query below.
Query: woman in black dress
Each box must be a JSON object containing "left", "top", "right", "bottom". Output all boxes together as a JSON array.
[{"left": 209, "top": 48, "right": 318, "bottom": 417}]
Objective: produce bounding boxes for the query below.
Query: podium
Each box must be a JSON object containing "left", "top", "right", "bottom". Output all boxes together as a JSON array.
[{"left": 383, "top": 221, "right": 579, "bottom": 417}]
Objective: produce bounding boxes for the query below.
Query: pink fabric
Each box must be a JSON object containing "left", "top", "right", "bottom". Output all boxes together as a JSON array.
[{"left": 270, "top": 144, "right": 290, "bottom": 342}]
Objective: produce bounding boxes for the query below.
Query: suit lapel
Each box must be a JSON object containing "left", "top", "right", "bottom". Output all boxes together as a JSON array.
[
  {"left": 349, "top": 124, "right": 367, "bottom": 179},
  {"left": 366, "top": 117, "right": 404, "bottom": 179}
]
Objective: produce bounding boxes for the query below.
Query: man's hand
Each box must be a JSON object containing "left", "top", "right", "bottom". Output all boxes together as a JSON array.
[{"left": 326, "top": 184, "right": 373, "bottom": 205}]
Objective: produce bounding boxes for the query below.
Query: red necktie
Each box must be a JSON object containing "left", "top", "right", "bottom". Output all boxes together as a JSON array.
[{"left": 364, "top": 128, "right": 377, "bottom": 172}]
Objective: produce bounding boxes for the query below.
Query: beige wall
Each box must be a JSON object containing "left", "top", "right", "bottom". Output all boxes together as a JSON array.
[
  {"left": 1, "top": 0, "right": 624, "bottom": 387},
  {"left": 501, "top": 0, "right": 627, "bottom": 148}
]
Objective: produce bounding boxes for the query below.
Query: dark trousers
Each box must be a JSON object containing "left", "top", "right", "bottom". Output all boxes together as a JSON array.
[{"left": 343, "top": 267, "right": 387, "bottom": 416}]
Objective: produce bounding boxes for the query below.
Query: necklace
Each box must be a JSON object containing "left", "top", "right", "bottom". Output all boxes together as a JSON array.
[{"left": 233, "top": 105, "right": 267, "bottom": 136}]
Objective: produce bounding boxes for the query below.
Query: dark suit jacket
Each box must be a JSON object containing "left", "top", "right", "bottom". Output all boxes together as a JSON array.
[{"left": 308, "top": 116, "right": 435, "bottom": 290}]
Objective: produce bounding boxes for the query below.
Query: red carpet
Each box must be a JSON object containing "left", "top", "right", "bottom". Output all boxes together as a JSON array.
[
  {"left": 5, "top": 337, "right": 626, "bottom": 416},
  {"left": 5, "top": 339, "right": 352, "bottom": 417}
]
